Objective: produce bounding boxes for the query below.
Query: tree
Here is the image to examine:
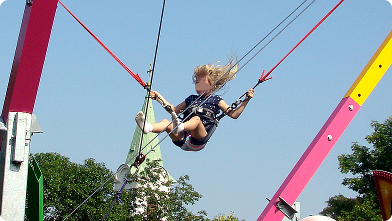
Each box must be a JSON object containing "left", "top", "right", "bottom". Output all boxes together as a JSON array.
[
  {"left": 29, "top": 153, "right": 243, "bottom": 220},
  {"left": 320, "top": 116, "right": 392, "bottom": 220},
  {"left": 126, "top": 159, "right": 208, "bottom": 221},
  {"left": 30, "top": 152, "right": 126, "bottom": 220},
  {"left": 212, "top": 212, "right": 245, "bottom": 221}
]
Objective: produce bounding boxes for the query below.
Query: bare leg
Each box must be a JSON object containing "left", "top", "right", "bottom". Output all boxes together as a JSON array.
[
  {"left": 136, "top": 111, "right": 206, "bottom": 141},
  {"left": 152, "top": 116, "right": 206, "bottom": 140},
  {"left": 183, "top": 116, "right": 207, "bottom": 139},
  {"left": 151, "top": 119, "right": 172, "bottom": 133},
  {"left": 151, "top": 119, "right": 183, "bottom": 141}
]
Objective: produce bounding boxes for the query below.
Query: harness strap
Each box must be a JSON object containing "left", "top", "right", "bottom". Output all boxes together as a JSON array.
[
  {"left": 190, "top": 123, "right": 217, "bottom": 145},
  {"left": 181, "top": 105, "right": 219, "bottom": 126}
]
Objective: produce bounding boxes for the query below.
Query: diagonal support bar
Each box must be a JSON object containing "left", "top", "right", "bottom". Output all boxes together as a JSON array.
[
  {"left": 258, "top": 30, "right": 392, "bottom": 221},
  {"left": 0, "top": 0, "right": 58, "bottom": 220},
  {"left": 258, "top": 97, "right": 360, "bottom": 220},
  {"left": 1, "top": 0, "right": 58, "bottom": 122}
]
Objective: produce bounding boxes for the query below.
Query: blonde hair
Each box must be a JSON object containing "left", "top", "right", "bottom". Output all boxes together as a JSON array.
[{"left": 193, "top": 58, "right": 237, "bottom": 92}]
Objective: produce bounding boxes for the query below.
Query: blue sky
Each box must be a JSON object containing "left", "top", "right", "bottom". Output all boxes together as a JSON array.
[{"left": 1, "top": 0, "right": 391, "bottom": 220}]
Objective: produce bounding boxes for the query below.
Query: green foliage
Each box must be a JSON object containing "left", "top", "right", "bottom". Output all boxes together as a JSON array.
[
  {"left": 339, "top": 117, "right": 392, "bottom": 195},
  {"left": 128, "top": 159, "right": 208, "bottom": 220},
  {"left": 320, "top": 116, "right": 392, "bottom": 220},
  {"left": 320, "top": 194, "right": 359, "bottom": 219},
  {"left": 321, "top": 193, "right": 381, "bottom": 220},
  {"left": 31, "top": 153, "right": 244, "bottom": 220},
  {"left": 212, "top": 212, "right": 244, "bottom": 221},
  {"left": 32, "top": 152, "right": 121, "bottom": 220}
]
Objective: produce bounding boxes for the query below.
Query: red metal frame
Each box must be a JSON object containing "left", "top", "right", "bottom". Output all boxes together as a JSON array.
[
  {"left": 0, "top": 0, "right": 57, "bottom": 218},
  {"left": 1, "top": 0, "right": 58, "bottom": 122},
  {"left": 1, "top": 0, "right": 391, "bottom": 220}
]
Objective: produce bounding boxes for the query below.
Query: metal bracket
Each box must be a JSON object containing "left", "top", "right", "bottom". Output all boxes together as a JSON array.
[
  {"left": 11, "top": 113, "right": 31, "bottom": 164},
  {"left": 114, "top": 164, "right": 133, "bottom": 191},
  {"left": 275, "top": 196, "right": 298, "bottom": 220},
  {"left": 31, "top": 114, "right": 43, "bottom": 134},
  {"left": 0, "top": 117, "right": 6, "bottom": 131}
]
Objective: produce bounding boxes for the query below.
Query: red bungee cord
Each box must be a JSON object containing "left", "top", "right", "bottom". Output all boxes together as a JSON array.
[
  {"left": 262, "top": 0, "right": 346, "bottom": 82},
  {"left": 237, "top": 0, "right": 345, "bottom": 102},
  {"left": 58, "top": 0, "right": 147, "bottom": 88}
]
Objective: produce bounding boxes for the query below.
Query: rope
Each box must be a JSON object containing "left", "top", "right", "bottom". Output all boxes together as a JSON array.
[
  {"left": 58, "top": 0, "right": 147, "bottom": 88},
  {"left": 62, "top": 0, "right": 346, "bottom": 218},
  {"left": 101, "top": 0, "right": 167, "bottom": 219},
  {"left": 171, "top": 0, "right": 317, "bottom": 121},
  {"left": 136, "top": 0, "right": 166, "bottom": 161},
  {"left": 63, "top": 0, "right": 314, "bottom": 217},
  {"left": 101, "top": 166, "right": 141, "bottom": 221},
  {"left": 221, "top": 0, "right": 345, "bottom": 117},
  {"left": 103, "top": 0, "right": 167, "bottom": 219},
  {"left": 235, "top": 0, "right": 311, "bottom": 70},
  {"left": 120, "top": 0, "right": 322, "bottom": 161},
  {"left": 232, "top": 0, "right": 318, "bottom": 103},
  {"left": 61, "top": 0, "right": 167, "bottom": 218},
  {"left": 265, "top": 0, "right": 346, "bottom": 79},
  {"left": 63, "top": 172, "right": 114, "bottom": 220}
]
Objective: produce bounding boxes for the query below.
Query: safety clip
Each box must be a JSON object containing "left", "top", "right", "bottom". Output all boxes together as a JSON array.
[{"left": 132, "top": 153, "right": 146, "bottom": 167}]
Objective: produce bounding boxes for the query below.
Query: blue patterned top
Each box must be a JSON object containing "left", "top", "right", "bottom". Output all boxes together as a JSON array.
[{"left": 185, "top": 95, "right": 223, "bottom": 114}]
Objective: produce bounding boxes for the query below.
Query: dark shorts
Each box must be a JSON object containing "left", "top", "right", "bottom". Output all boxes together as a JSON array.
[
  {"left": 172, "top": 122, "right": 216, "bottom": 151},
  {"left": 172, "top": 132, "right": 207, "bottom": 151}
]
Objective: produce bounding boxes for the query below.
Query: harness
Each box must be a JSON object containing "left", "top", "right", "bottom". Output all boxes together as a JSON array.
[
  {"left": 179, "top": 105, "right": 220, "bottom": 145},
  {"left": 181, "top": 105, "right": 219, "bottom": 127}
]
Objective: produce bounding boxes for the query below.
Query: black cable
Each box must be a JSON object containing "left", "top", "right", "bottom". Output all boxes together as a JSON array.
[
  {"left": 63, "top": 1, "right": 319, "bottom": 218},
  {"left": 136, "top": 0, "right": 166, "bottom": 157}
]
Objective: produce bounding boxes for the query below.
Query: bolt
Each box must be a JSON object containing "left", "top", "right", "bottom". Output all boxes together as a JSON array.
[
  {"left": 327, "top": 135, "right": 333, "bottom": 141},
  {"left": 348, "top": 105, "right": 354, "bottom": 111}
]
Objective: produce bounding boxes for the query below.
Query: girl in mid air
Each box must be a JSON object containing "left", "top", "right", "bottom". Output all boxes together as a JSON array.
[{"left": 135, "top": 59, "right": 255, "bottom": 151}]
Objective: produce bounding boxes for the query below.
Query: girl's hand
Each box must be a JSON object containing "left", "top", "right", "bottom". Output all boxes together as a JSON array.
[
  {"left": 246, "top": 88, "right": 254, "bottom": 99},
  {"left": 150, "top": 90, "right": 160, "bottom": 100}
]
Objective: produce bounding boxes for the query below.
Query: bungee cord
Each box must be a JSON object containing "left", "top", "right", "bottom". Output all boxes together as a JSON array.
[
  {"left": 101, "top": 0, "right": 324, "bottom": 190},
  {"left": 60, "top": 0, "right": 347, "bottom": 218},
  {"left": 63, "top": 1, "right": 319, "bottom": 218},
  {"left": 229, "top": 0, "right": 317, "bottom": 105},
  {"left": 63, "top": 172, "right": 114, "bottom": 220},
  {"left": 136, "top": 0, "right": 167, "bottom": 168},
  {"left": 234, "top": 0, "right": 312, "bottom": 71},
  {"left": 58, "top": 0, "right": 147, "bottom": 88},
  {"left": 124, "top": 0, "right": 346, "bottom": 177},
  {"left": 162, "top": 0, "right": 318, "bottom": 121},
  {"left": 101, "top": 165, "right": 142, "bottom": 221},
  {"left": 60, "top": 0, "right": 167, "bottom": 219}
]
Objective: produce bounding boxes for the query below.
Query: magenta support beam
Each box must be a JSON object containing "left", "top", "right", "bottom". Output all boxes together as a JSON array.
[
  {"left": 0, "top": 1, "right": 58, "bottom": 219},
  {"left": 1, "top": 0, "right": 58, "bottom": 122},
  {"left": 258, "top": 97, "right": 360, "bottom": 220},
  {"left": 257, "top": 29, "right": 392, "bottom": 220}
]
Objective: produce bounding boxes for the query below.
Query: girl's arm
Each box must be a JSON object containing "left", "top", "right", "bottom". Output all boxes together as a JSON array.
[
  {"left": 174, "top": 101, "right": 187, "bottom": 114},
  {"left": 150, "top": 90, "right": 187, "bottom": 114},
  {"left": 218, "top": 88, "right": 254, "bottom": 119}
]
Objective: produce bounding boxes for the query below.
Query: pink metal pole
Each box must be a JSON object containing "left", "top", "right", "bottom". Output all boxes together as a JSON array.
[
  {"left": 257, "top": 97, "right": 360, "bottom": 220},
  {"left": 257, "top": 29, "right": 392, "bottom": 221}
]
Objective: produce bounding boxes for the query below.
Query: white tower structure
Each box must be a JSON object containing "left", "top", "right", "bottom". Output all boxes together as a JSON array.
[{"left": 114, "top": 94, "right": 174, "bottom": 190}]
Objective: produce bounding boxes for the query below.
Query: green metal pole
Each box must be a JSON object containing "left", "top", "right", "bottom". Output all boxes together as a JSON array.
[{"left": 27, "top": 155, "right": 43, "bottom": 221}]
